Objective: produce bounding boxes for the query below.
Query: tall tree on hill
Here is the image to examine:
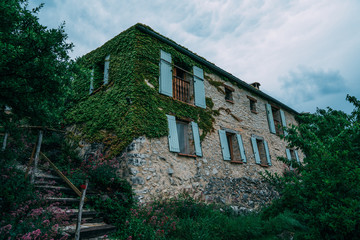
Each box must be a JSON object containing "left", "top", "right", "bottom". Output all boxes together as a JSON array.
[
  {"left": 264, "top": 95, "right": 360, "bottom": 239},
  {"left": 0, "top": 0, "right": 74, "bottom": 130}
]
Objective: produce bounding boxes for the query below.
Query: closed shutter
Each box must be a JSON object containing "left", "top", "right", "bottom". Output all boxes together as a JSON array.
[
  {"left": 295, "top": 150, "right": 300, "bottom": 163},
  {"left": 193, "top": 66, "right": 206, "bottom": 108},
  {"left": 264, "top": 140, "right": 271, "bottom": 166},
  {"left": 266, "top": 104, "right": 276, "bottom": 134},
  {"left": 219, "top": 130, "right": 230, "bottom": 161},
  {"left": 236, "top": 134, "right": 247, "bottom": 163},
  {"left": 251, "top": 137, "right": 261, "bottom": 164},
  {"left": 191, "top": 122, "right": 202, "bottom": 157},
  {"left": 89, "top": 69, "right": 94, "bottom": 95},
  {"left": 166, "top": 115, "right": 180, "bottom": 152},
  {"left": 104, "top": 55, "right": 110, "bottom": 85},
  {"left": 159, "top": 50, "right": 173, "bottom": 97},
  {"left": 280, "top": 110, "right": 287, "bottom": 136},
  {"left": 286, "top": 149, "right": 292, "bottom": 160}
]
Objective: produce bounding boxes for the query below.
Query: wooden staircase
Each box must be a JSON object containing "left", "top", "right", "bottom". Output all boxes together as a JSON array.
[{"left": 34, "top": 172, "right": 116, "bottom": 239}]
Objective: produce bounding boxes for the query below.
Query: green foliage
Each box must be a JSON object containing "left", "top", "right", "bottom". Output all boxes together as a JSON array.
[
  {"left": 0, "top": 0, "right": 75, "bottom": 129},
  {"left": 263, "top": 95, "right": 360, "bottom": 239},
  {"left": 66, "top": 24, "right": 218, "bottom": 156},
  {"left": 113, "top": 194, "right": 305, "bottom": 240}
]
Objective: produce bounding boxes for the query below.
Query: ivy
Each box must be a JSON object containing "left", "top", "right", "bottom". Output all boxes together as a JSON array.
[{"left": 66, "top": 24, "right": 222, "bottom": 156}]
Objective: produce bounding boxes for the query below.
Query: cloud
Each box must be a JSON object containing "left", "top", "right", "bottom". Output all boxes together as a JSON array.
[{"left": 280, "top": 66, "right": 346, "bottom": 103}]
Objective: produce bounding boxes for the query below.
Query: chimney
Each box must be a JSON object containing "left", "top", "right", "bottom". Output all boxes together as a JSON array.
[{"left": 250, "top": 82, "right": 261, "bottom": 90}]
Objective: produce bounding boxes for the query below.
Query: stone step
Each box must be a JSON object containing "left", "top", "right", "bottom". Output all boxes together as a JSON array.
[
  {"left": 46, "top": 197, "right": 80, "bottom": 207},
  {"left": 64, "top": 223, "right": 116, "bottom": 239},
  {"left": 35, "top": 185, "right": 79, "bottom": 196}
]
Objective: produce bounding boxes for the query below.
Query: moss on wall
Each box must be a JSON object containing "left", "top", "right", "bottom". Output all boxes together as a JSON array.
[{"left": 66, "top": 24, "right": 221, "bottom": 156}]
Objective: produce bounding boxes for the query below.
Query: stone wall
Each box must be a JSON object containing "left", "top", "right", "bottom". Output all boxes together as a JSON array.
[
  {"left": 74, "top": 71, "right": 302, "bottom": 211},
  {"left": 122, "top": 72, "right": 302, "bottom": 209}
]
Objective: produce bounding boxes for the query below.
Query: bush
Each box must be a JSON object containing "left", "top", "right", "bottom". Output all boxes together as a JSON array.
[{"left": 263, "top": 95, "right": 360, "bottom": 239}]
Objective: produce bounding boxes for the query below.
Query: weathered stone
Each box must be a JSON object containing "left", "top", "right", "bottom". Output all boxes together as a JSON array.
[
  {"left": 167, "top": 167, "right": 174, "bottom": 176},
  {"left": 131, "top": 176, "right": 145, "bottom": 185}
]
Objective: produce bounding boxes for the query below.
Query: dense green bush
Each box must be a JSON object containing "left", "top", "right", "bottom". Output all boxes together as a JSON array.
[
  {"left": 263, "top": 95, "right": 360, "bottom": 239},
  {"left": 113, "top": 194, "right": 306, "bottom": 240}
]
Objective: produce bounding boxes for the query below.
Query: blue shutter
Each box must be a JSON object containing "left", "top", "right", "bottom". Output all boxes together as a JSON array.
[
  {"left": 104, "top": 55, "right": 110, "bottom": 85},
  {"left": 193, "top": 66, "right": 206, "bottom": 108},
  {"left": 266, "top": 104, "right": 276, "bottom": 134},
  {"left": 89, "top": 69, "right": 94, "bottom": 95},
  {"left": 251, "top": 137, "right": 261, "bottom": 164},
  {"left": 219, "top": 130, "right": 230, "bottom": 161},
  {"left": 286, "top": 149, "right": 292, "bottom": 160},
  {"left": 166, "top": 115, "right": 180, "bottom": 152},
  {"left": 191, "top": 122, "right": 202, "bottom": 157},
  {"left": 236, "top": 134, "right": 247, "bottom": 163},
  {"left": 280, "top": 109, "right": 287, "bottom": 136},
  {"left": 295, "top": 150, "right": 300, "bottom": 163},
  {"left": 159, "top": 50, "right": 173, "bottom": 97},
  {"left": 264, "top": 140, "right": 271, "bottom": 166}
]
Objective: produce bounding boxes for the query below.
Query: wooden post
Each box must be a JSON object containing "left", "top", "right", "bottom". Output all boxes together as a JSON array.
[
  {"left": 75, "top": 179, "right": 89, "bottom": 240},
  {"left": 31, "top": 130, "right": 43, "bottom": 184},
  {"left": 25, "top": 143, "right": 37, "bottom": 179},
  {"left": 1, "top": 132, "right": 8, "bottom": 151}
]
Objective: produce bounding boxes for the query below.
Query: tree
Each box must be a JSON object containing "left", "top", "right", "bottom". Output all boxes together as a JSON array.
[
  {"left": 264, "top": 95, "right": 360, "bottom": 239},
  {"left": 0, "top": 0, "right": 74, "bottom": 128}
]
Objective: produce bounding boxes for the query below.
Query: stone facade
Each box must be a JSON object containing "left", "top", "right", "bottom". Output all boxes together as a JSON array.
[
  {"left": 122, "top": 71, "right": 302, "bottom": 209},
  {"left": 72, "top": 24, "right": 302, "bottom": 211}
]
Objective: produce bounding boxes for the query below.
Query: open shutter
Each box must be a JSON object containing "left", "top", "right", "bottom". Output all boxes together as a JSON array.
[
  {"left": 89, "top": 69, "right": 94, "bottom": 95},
  {"left": 191, "top": 122, "right": 202, "bottom": 157},
  {"left": 264, "top": 140, "right": 271, "bottom": 166},
  {"left": 286, "top": 149, "right": 292, "bottom": 160},
  {"left": 280, "top": 110, "right": 287, "bottom": 136},
  {"left": 193, "top": 66, "right": 206, "bottom": 108},
  {"left": 266, "top": 104, "right": 276, "bottom": 134},
  {"left": 219, "top": 130, "right": 230, "bottom": 161},
  {"left": 104, "top": 55, "right": 110, "bottom": 85},
  {"left": 166, "top": 115, "right": 180, "bottom": 152},
  {"left": 159, "top": 50, "right": 173, "bottom": 97},
  {"left": 251, "top": 137, "right": 261, "bottom": 164},
  {"left": 295, "top": 150, "right": 300, "bottom": 163},
  {"left": 236, "top": 134, "right": 247, "bottom": 163}
]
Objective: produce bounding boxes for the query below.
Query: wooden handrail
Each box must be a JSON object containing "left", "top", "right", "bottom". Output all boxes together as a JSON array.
[
  {"left": 40, "top": 152, "right": 84, "bottom": 199},
  {"left": 24, "top": 143, "right": 37, "bottom": 179}
]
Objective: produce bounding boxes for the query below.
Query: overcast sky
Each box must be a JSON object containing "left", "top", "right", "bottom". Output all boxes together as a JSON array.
[{"left": 29, "top": 0, "right": 360, "bottom": 114}]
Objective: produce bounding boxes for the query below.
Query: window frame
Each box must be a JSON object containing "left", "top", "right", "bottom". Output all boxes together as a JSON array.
[
  {"left": 166, "top": 114, "right": 202, "bottom": 158},
  {"left": 219, "top": 128, "right": 247, "bottom": 163},
  {"left": 224, "top": 85, "right": 234, "bottom": 103},
  {"left": 251, "top": 134, "right": 271, "bottom": 167},
  {"left": 247, "top": 95, "right": 258, "bottom": 114},
  {"left": 172, "top": 64, "right": 194, "bottom": 105}
]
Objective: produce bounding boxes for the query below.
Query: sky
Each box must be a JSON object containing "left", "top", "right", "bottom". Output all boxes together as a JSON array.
[{"left": 29, "top": 0, "right": 360, "bottom": 114}]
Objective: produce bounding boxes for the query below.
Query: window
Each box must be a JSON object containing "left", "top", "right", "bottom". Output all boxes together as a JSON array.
[
  {"left": 224, "top": 85, "right": 234, "bottom": 103},
  {"left": 251, "top": 135, "right": 271, "bottom": 166},
  {"left": 247, "top": 96, "right": 257, "bottom": 113},
  {"left": 218, "top": 129, "right": 247, "bottom": 163},
  {"left": 286, "top": 149, "right": 300, "bottom": 163},
  {"left": 166, "top": 115, "right": 202, "bottom": 157},
  {"left": 265, "top": 103, "right": 287, "bottom": 136},
  {"left": 176, "top": 119, "right": 194, "bottom": 155},
  {"left": 172, "top": 66, "right": 194, "bottom": 104},
  {"left": 89, "top": 55, "right": 110, "bottom": 94},
  {"left": 159, "top": 50, "right": 206, "bottom": 108}
]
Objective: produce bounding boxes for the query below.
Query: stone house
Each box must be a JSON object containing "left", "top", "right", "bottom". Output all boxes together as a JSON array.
[{"left": 69, "top": 23, "right": 302, "bottom": 210}]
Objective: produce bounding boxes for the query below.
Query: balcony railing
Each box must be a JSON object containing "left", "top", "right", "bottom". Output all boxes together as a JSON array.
[{"left": 173, "top": 75, "right": 191, "bottom": 103}]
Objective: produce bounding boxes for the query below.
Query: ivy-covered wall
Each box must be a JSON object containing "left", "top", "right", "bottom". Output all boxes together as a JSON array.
[{"left": 66, "top": 24, "right": 218, "bottom": 156}]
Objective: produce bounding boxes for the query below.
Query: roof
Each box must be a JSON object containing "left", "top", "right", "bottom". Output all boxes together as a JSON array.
[{"left": 135, "top": 24, "right": 299, "bottom": 115}]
